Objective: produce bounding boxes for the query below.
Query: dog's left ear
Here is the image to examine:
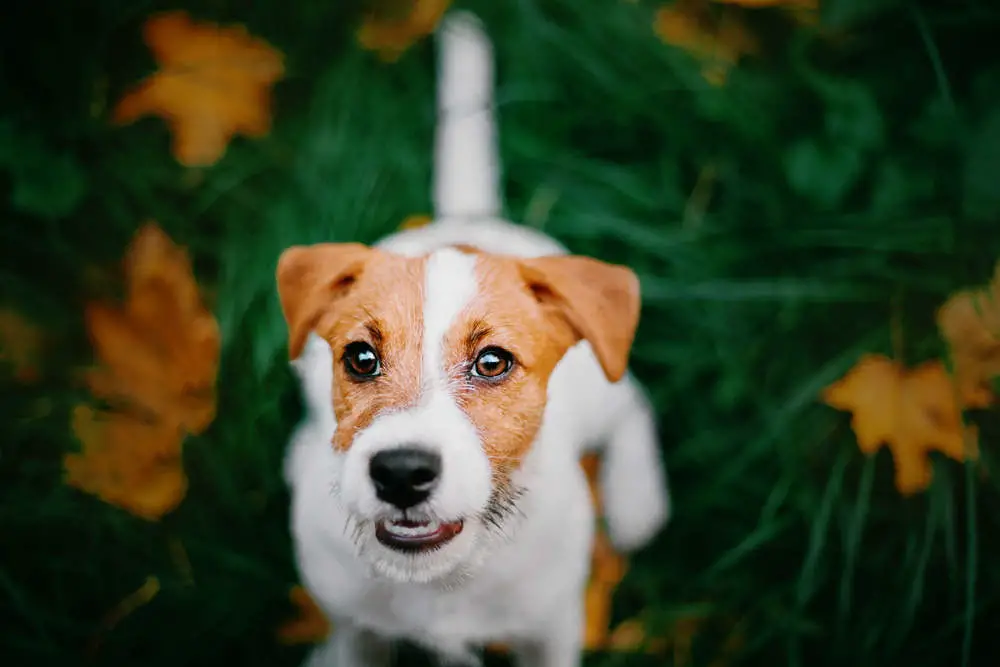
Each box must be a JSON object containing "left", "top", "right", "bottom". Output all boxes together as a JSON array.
[
  {"left": 276, "top": 243, "right": 373, "bottom": 360},
  {"left": 519, "top": 255, "right": 641, "bottom": 383}
]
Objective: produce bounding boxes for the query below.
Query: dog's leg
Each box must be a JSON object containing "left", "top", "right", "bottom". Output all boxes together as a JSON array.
[
  {"left": 304, "top": 623, "right": 392, "bottom": 667},
  {"left": 599, "top": 375, "right": 670, "bottom": 551},
  {"left": 510, "top": 600, "right": 584, "bottom": 667}
]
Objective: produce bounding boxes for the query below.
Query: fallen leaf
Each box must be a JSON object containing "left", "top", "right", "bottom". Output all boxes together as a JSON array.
[
  {"left": 66, "top": 406, "right": 188, "bottom": 520},
  {"left": 358, "top": 0, "right": 452, "bottom": 62},
  {"left": 113, "top": 11, "right": 285, "bottom": 166},
  {"left": 937, "top": 261, "right": 1000, "bottom": 408},
  {"left": 276, "top": 586, "right": 332, "bottom": 644},
  {"left": 66, "top": 223, "right": 220, "bottom": 519},
  {"left": 654, "top": 0, "right": 757, "bottom": 85},
  {"left": 580, "top": 454, "right": 630, "bottom": 650},
  {"left": 0, "top": 308, "right": 44, "bottom": 382},
  {"left": 399, "top": 214, "right": 432, "bottom": 231},
  {"left": 83, "top": 223, "right": 221, "bottom": 433},
  {"left": 822, "top": 354, "right": 977, "bottom": 495}
]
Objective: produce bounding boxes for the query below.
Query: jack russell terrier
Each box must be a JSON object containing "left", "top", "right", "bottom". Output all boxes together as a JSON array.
[{"left": 276, "top": 11, "right": 670, "bottom": 667}]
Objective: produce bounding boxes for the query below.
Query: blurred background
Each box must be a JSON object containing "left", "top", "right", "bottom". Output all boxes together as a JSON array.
[{"left": 2, "top": 0, "right": 1000, "bottom": 665}]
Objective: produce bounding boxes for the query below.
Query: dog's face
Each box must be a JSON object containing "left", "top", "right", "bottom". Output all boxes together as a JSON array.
[{"left": 277, "top": 243, "right": 640, "bottom": 583}]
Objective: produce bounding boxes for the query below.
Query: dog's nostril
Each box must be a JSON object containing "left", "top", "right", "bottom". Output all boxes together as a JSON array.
[
  {"left": 409, "top": 466, "right": 437, "bottom": 490},
  {"left": 368, "top": 447, "right": 441, "bottom": 509}
]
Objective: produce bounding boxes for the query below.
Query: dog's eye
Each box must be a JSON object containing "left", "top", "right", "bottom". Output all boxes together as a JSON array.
[
  {"left": 343, "top": 342, "right": 381, "bottom": 379},
  {"left": 471, "top": 347, "right": 514, "bottom": 380}
]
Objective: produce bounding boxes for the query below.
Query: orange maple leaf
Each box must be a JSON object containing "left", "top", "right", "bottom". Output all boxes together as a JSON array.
[
  {"left": 937, "top": 262, "right": 1000, "bottom": 409},
  {"left": 66, "top": 223, "right": 221, "bottom": 519},
  {"left": 358, "top": 0, "right": 452, "bottom": 62},
  {"left": 113, "top": 11, "right": 285, "bottom": 167},
  {"left": 654, "top": 0, "right": 758, "bottom": 85},
  {"left": 0, "top": 308, "right": 44, "bottom": 382},
  {"left": 276, "top": 585, "right": 333, "bottom": 645},
  {"left": 823, "top": 354, "right": 977, "bottom": 495}
]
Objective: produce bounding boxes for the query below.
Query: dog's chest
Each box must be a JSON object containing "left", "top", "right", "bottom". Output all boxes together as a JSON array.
[{"left": 353, "top": 574, "right": 531, "bottom": 644}]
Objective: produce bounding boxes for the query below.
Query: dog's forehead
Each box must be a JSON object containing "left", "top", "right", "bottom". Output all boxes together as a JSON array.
[{"left": 347, "top": 247, "right": 529, "bottom": 343}]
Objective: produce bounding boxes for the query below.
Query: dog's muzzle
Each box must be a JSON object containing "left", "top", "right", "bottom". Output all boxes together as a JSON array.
[{"left": 368, "top": 446, "right": 464, "bottom": 552}]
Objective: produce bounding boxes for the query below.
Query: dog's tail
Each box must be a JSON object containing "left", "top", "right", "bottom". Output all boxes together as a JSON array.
[
  {"left": 599, "top": 378, "right": 671, "bottom": 552},
  {"left": 434, "top": 11, "right": 501, "bottom": 221}
]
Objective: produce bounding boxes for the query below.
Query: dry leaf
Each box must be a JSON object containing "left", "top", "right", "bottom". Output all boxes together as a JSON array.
[
  {"left": 654, "top": 0, "right": 757, "bottom": 85},
  {"left": 358, "top": 0, "right": 452, "bottom": 62},
  {"left": 0, "top": 308, "right": 44, "bottom": 382},
  {"left": 82, "top": 223, "right": 220, "bottom": 433},
  {"left": 113, "top": 11, "right": 285, "bottom": 166},
  {"left": 580, "top": 454, "right": 630, "bottom": 650},
  {"left": 66, "top": 223, "right": 220, "bottom": 519},
  {"left": 608, "top": 607, "right": 745, "bottom": 666},
  {"left": 276, "top": 585, "right": 332, "bottom": 644},
  {"left": 66, "top": 406, "right": 189, "bottom": 520},
  {"left": 822, "top": 354, "right": 977, "bottom": 495},
  {"left": 937, "top": 262, "right": 1000, "bottom": 408},
  {"left": 399, "top": 214, "right": 432, "bottom": 231}
]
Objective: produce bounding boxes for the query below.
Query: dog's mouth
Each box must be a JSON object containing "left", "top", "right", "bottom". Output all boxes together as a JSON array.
[{"left": 375, "top": 518, "right": 464, "bottom": 553}]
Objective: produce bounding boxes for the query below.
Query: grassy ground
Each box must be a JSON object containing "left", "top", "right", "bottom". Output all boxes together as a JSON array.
[{"left": 3, "top": 0, "right": 1000, "bottom": 665}]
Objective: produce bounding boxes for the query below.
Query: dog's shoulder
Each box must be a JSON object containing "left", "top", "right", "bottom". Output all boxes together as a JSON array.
[{"left": 376, "top": 218, "right": 567, "bottom": 259}]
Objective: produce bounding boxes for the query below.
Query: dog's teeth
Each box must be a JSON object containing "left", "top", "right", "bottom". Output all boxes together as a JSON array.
[{"left": 386, "top": 520, "right": 440, "bottom": 537}]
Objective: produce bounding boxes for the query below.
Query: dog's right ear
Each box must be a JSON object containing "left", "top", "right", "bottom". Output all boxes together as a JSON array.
[{"left": 276, "top": 243, "right": 373, "bottom": 360}]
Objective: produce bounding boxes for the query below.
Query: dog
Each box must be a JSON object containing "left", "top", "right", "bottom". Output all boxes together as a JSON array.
[{"left": 276, "top": 11, "right": 670, "bottom": 667}]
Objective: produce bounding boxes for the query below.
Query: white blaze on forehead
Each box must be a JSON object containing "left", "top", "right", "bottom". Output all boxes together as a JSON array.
[{"left": 422, "top": 248, "right": 478, "bottom": 388}]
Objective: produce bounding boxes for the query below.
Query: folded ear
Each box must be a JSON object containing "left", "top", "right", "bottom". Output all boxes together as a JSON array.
[
  {"left": 518, "top": 255, "right": 641, "bottom": 383},
  {"left": 275, "top": 243, "right": 373, "bottom": 360}
]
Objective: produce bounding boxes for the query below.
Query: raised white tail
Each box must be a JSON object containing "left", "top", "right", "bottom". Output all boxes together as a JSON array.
[{"left": 434, "top": 12, "right": 502, "bottom": 221}]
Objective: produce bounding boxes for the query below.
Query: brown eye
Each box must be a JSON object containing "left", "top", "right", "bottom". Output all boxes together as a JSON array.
[
  {"left": 343, "top": 342, "right": 381, "bottom": 379},
  {"left": 471, "top": 347, "right": 514, "bottom": 380}
]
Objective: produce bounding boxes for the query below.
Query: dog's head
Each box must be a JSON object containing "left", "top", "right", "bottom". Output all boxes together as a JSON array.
[{"left": 276, "top": 243, "right": 640, "bottom": 583}]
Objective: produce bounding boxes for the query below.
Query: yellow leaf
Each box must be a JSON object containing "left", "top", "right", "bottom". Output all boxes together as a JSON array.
[
  {"left": 399, "top": 214, "right": 432, "bottom": 231},
  {"left": 276, "top": 585, "right": 332, "bottom": 644},
  {"left": 937, "top": 261, "right": 1000, "bottom": 409},
  {"left": 822, "top": 354, "right": 977, "bottom": 495},
  {"left": 65, "top": 223, "right": 220, "bottom": 520},
  {"left": 0, "top": 308, "right": 44, "bottom": 382},
  {"left": 83, "top": 223, "right": 221, "bottom": 433},
  {"left": 358, "top": 0, "right": 452, "bottom": 62},
  {"left": 113, "top": 11, "right": 285, "bottom": 167},
  {"left": 66, "top": 405, "right": 188, "bottom": 520},
  {"left": 654, "top": 1, "right": 757, "bottom": 85}
]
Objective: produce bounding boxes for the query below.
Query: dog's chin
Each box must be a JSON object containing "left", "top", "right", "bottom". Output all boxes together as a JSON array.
[{"left": 356, "top": 515, "right": 486, "bottom": 585}]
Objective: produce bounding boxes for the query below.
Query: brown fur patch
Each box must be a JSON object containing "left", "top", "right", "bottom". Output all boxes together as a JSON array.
[
  {"left": 441, "top": 254, "right": 577, "bottom": 481},
  {"left": 310, "top": 252, "right": 428, "bottom": 451}
]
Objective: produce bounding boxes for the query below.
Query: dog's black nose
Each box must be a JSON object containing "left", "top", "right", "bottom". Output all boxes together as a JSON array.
[{"left": 369, "top": 448, "right": 441, "bottom": 510}]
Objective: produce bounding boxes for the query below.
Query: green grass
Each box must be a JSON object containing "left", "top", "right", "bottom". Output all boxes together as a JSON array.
[{"left": 3, "top": 0, "right": 1000, "bottom": 665}]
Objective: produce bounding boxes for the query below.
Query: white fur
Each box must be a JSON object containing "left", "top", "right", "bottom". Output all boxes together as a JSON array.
[
  {"left": 285, "top": 11, "right": 670, "bottom": 667},
  {"left": 434, "top": 12, "right": 500, "bottom": 220}
]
